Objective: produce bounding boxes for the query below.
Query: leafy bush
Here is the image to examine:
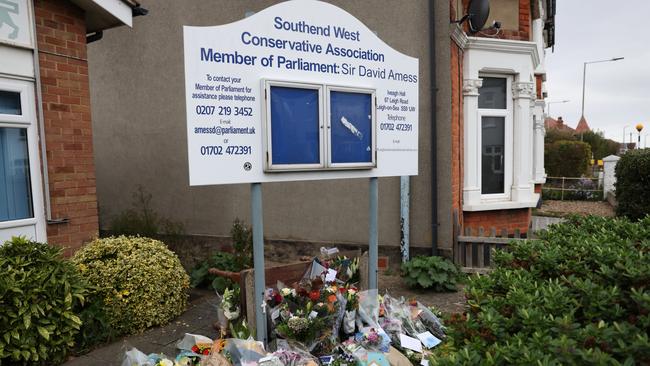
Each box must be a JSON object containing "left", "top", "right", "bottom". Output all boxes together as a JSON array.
[
  {"left": 190, "top": 252, "right": 240, "bottom": 292},
  {"left": 431, "top": 216, "right": 650, "bottom": 365},
  {"left": 581, "top": 130, "right": 620, "bottom": 161},
  {"left": 545, "top": 140, "right": 591, "bottom": 177},
  {"left": 72, "top": 236, "right": 190, "bottom": 335},
  {"left": 401, "top": 256, "right": 461, "bottom": 292},
  {"left": 231, "top": 219, "right": 253, "bottom": 270},
  {"left": 615, "top": 149, "right": 650, "bottom": 220},
  {"left": 0, "top": 237, "right": 88, "bottom": 364},
  {"left": 190, "top": 219, "right": 253, "bottom": 292},
  {"left": 73, "top": 288, "right": 115, "bottom": 355}
]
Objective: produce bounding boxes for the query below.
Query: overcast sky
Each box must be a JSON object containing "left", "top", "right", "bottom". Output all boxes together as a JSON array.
[{"left": 545, "top": 0, "right": 650, "bottom": 146}]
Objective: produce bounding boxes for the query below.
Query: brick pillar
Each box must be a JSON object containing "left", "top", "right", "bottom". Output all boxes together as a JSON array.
[{"left": 34, "top": 0, "right": 99, "bottom": 254}]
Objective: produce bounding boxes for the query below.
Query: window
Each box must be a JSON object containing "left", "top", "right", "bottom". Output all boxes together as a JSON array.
[
  {"left": 481, "top": 117, "right": 505, "bottom": 194},
  {"left": 0, "top": 79, "right": 45, "bottom": 241},
  {"left": 478, "top": 76, "right": 512, "bottom": 197},
  {"left": 264, "top": 80, "right": 375, "bottom": 171},
  {"left": 0, "top": 91, "right": 22, "bottom": 115},
  {"left": 0, "top": 127, "right": 33, "bottom": 222}
]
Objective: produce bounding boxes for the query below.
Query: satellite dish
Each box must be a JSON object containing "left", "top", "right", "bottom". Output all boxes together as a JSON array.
[{"left": 467, "top": 0, "right": 490, "bottom": 33}]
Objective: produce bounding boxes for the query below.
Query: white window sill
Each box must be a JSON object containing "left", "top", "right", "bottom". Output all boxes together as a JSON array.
[
  {"left": 532, "top": 175, "right": 547, "bottom": 184},
  {"left": 463, "top": 193, "right": 540, "bottom": 211}
]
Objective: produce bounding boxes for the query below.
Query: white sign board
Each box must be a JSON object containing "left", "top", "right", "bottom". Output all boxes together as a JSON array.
[
  {"left": 0, "top": 0, "right": 33, "bottom": 48},
  {"left": 184, "top": 0, "right": 418, "bottom": 185}
]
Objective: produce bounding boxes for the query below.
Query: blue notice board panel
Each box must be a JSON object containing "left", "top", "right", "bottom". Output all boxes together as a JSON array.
[
  {"left": 330, "top": 91, "right": 373, "bottom": 164},
  {"left": 270, "top": 86, "right": 320, "bottom": 165}
]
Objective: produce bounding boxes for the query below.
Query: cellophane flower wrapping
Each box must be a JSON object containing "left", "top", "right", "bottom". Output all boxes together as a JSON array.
[
  {"left": 121, "top": 347, "right": 150, "bottom": 366},
  {"left": 271, "top": 339, "right": 320, "bottom": 366},
  {"left": 224, "top": 337, "right": 266, "bottom": 366},
  {"left": 415, "top": 302, "right": 445, "bottom": 340}
]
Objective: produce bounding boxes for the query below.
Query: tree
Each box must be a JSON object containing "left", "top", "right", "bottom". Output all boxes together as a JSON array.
[{"left": 544, "top": 140, "right": 591, "bottom": 177}]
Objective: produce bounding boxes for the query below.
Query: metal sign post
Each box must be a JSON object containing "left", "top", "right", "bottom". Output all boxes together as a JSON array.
[
  {"left": 251, "top": 182, "right": 267, "bottom": 344},
  {"left": 368, "top": 177, "right": 378, "bottom": 290}
]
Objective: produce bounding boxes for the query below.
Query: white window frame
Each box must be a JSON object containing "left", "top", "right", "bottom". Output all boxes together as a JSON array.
[
  {"left": 326, "top": 85, "right": 376, "bottom": 170},
  {"left": 0, "top": 78, "right": 45, "bottom": 241},
  {"left": 478, "top": 74, "right": 513, "bottom": 202},
  {"left": 263, "top": 80, "right": 376, "bottom": 172},
  {"left": 263, "top": 80, "right": 325, "bottom": 171}
]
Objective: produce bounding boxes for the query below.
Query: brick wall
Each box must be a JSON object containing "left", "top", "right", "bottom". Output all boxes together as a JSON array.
[
  {"left": 535, "top": 74, "right": 543, "bottom": 99},
  {"left": 462, "top": 0, "right": 532, "bottom": 41},
  {"left": 464, "top": 208, "right": 531, "bottom": 236},
  {"left": 34, "top": 0, "right": 98, "bottom": 254}
]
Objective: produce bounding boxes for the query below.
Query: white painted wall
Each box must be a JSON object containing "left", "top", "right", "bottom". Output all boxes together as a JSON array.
[{"left": 603, "top": 155, "right": 620, "bottom": 199}]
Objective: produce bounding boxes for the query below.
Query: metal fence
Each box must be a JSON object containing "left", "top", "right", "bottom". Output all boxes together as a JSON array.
[{"left": 542, "top": 176, "right": 603, "bottom": 201}]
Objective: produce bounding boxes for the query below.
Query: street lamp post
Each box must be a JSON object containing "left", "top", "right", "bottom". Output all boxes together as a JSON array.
[
  {"left": 546, "top": 99, "right": 570, "bottom": 118},
  {"left": 636, "top": 124, "right": 644, "bottom": 149},
  {"left": 581, "top": 57, "right": 624, "bottom": 118}
]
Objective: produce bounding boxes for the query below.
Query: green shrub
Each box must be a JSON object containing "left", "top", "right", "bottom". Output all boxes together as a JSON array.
[
  {"left": 73, "top": 288, "right": 115, "bottom": 355},
  {"left": 615, "top": 149, "right": 650, "bottom": 220},
  {"left": 545, "top": 140, "right": 592, "bottom": 177},
  {"left": 0, "top": 237, "right": 88, "bottom": 364},
  {"left": 401, "top": 256, "right": 461, "bottom": 292},
  {"left": 190, "top": 219, "right": 253, "bottom": 292},
  {"left": 231, "top": 218, "right": 253, "bottom": 270},
  {"left": 72, "top": 236, "right": 190, "bottom": 335},
  {"left": 431, "top": 216, "right": 650, "bottom": 365},
  {"left": 190, "top": 252, "right": 239, "bottom": 292}
]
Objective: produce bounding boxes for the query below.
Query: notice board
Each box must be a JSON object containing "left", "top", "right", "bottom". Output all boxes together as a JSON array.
[{"left": 184, "top": 0, "right": 419, "bottom": 185}]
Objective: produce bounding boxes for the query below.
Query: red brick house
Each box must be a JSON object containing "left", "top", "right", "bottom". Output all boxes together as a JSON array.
[
  {"left": 450, "top": 0, "right": 554, "bottom": 237},
  {"left": 0, "top": 0, "right": 140, "bottom": 254}
]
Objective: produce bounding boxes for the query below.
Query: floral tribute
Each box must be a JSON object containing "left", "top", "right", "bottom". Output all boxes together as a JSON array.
[{"left": 122, "top": 253, "right": 449, "bottom": 366}]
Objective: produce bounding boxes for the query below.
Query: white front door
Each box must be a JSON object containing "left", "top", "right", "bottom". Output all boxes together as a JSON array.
[{"left": 0, "top": 78, "right": 46, "bottom": 243}]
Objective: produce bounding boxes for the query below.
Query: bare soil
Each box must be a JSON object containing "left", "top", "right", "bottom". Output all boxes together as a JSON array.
[
  {"left": 379, "top": 272, "right": 466, "bottom": 314},
  {"left": 536, "top": 199, "right": 615, "bottom": 217}
]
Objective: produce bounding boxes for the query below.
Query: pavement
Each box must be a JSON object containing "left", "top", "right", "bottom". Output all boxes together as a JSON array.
[{"left": 64, "top": 290, "right": 220, "bottom": 366}]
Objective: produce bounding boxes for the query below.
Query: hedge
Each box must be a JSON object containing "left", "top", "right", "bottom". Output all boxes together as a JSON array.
[
  {"left": 615, "top": 148, "right": 650, "bottom": 220},
  {"left": 544, "top": 140, "right": 591, "bottom": 177},
  {"left": 431, "top": 216, "right": 650, "bottom": 365}
]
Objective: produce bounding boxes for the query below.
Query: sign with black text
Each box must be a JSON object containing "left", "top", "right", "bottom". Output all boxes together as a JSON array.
[{"left": 184, "top": 0, "right": 419, "bottom": 185}]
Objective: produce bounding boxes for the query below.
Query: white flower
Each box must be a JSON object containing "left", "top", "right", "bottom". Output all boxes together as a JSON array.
[{"left": 280, "top": 288, "right": 293, "bottom": 297}]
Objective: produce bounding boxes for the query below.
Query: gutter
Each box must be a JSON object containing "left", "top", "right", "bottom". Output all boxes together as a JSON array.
[{"left": 429, "top": 0, "right": 439, "bottom": 256}]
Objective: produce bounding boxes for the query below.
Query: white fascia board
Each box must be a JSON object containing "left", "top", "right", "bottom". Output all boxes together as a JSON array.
[
  {"left": 466, "top": 37, "right": 540, "bottom": 71},
  {"left": 95, "top": 0, "right": 132, "bottom": 27},
  {"left": 70, "top": 0, "right": 133, "bottom": 31}
]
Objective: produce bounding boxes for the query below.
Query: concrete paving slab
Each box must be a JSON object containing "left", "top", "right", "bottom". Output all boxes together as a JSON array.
[{"left": 64, "top": 292, "right": 220, "bottom": 366}]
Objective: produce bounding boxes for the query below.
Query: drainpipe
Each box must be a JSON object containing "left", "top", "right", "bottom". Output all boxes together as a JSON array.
[
  {"left": 29, "top": 0, "right": 55, "bottom": 223},
  {"left": 429, "top": 0, "right": 439, "bottom": 256},
  {"left": 400, "top": 176, "right": 410, "bottom": 263}
]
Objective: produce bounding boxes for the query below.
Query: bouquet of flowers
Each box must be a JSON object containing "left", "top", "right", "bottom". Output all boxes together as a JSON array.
[
  {"left": 357, "top": 328, "right": 382, "bottom": 349},
  {"left": 327, "top": 256, "right": 360, "bottom": 284},
  {"left": 122, "top": 347, "right": 176, "bottom": 366},
  {"left": 221, "top": 287, "right": 241, "bottom": 321},
  {"left": 273, "top": 279, "right": 342, "bottom": 349},
  {"left": 341, "top": 286, "right": 358, "bottom": 334},
  {"left": 216, "top": 286, "right": 241, "bottom": 336}
]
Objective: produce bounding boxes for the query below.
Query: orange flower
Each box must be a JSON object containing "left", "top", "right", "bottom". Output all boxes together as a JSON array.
[{"left": 328, "top": 294, "right": 337, "bottom": 303}]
